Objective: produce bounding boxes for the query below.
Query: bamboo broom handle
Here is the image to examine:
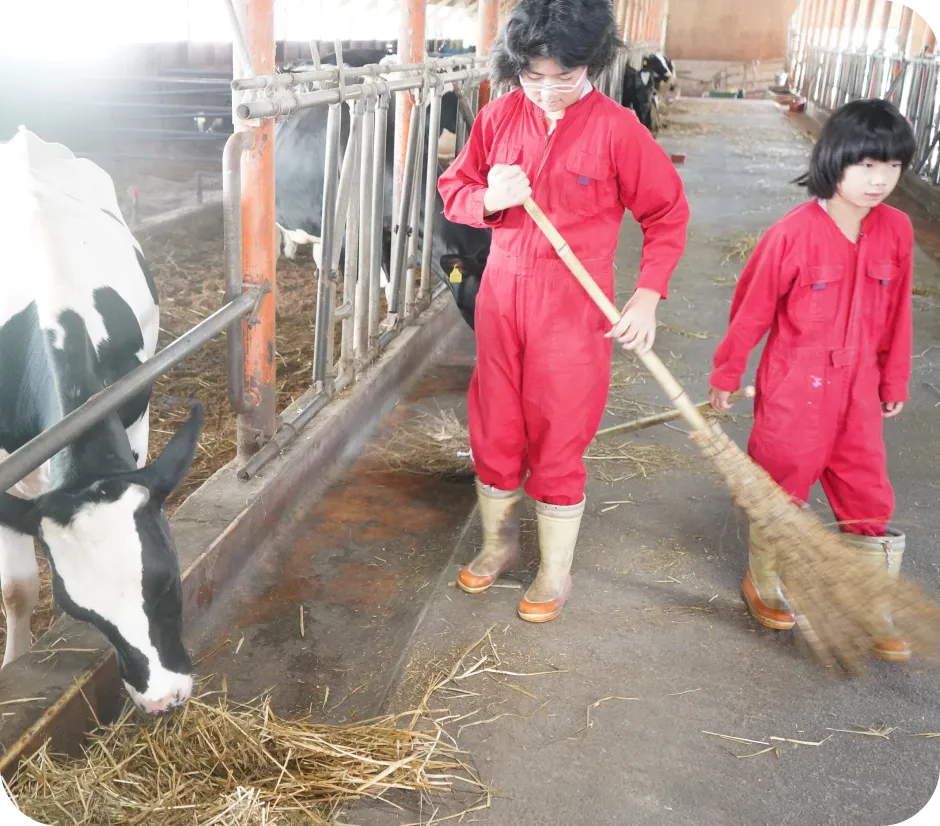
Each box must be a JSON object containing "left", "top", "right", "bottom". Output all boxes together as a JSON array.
[
  {"left": 594, "top": 385, "right": 755, "bottom": 440},
  {"left": 522, "top": 198, "right": 715, "bottom": 436}
]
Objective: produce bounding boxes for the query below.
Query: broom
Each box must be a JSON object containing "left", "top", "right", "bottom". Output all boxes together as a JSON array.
[{"left": 522, "top": 197, "right": 940, "bottom": 672}]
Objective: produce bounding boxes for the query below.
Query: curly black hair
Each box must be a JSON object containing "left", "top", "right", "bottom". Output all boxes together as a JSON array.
[{"left": 489, "top": 0, "right": 623, "bottom": 90}]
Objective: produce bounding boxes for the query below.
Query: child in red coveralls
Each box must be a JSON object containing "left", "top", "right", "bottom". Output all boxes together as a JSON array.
[
  {"left": 709, "top": 99, "right": 917, "bottom": 660},
  {"left": 438, "top": 0, "right": 689, "bottom": 623}
]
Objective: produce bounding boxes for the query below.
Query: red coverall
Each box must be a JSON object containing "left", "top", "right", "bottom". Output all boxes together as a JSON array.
[
  {"left": 710, "top": 201, "right": 914, "bottom": 535},
  {"left": 438, "top": 88, "right": 689, "bottom": 505}
]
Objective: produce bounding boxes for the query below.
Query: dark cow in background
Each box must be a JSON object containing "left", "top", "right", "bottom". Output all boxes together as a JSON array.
[
  {"left": 274, "top": 81, "right": 473, "bottom": 306},
  {"left": 621, "top": 51, "right": 677, "bottom": 133},
  {"left": 0, "top": 128, "right": 203, "bottom": 715}
]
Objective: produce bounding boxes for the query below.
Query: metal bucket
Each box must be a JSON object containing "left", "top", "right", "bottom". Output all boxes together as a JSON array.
[{"left": 775, "top": 72, "right": 789, "bottom": 87}]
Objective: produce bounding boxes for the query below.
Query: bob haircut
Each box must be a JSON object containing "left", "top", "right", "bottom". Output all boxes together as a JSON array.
[
  {"left": 795, "top": 98, "right": 916, "bottom": 199},
  {"left": 489, "top": 0, "right": 622, "bottom": 90}
]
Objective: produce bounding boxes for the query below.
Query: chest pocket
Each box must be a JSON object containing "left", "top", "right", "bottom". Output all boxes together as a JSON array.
[
  {"left": 563, "top": 150, "right": 618, "bottom": 217},
  {"left": 866, "top": 260, "right": 901, "bottom": 328},
  {"left": 792, "top": 264, "right": 843, "bottom": 323}
]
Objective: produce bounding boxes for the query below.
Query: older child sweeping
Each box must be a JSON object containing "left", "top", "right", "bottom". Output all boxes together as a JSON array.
[
  {"left": 438, "top": 0, "right": 689, "bottom": 623},
  {"left": 710, "top": 98, "right": 917, "bottom": 660}
]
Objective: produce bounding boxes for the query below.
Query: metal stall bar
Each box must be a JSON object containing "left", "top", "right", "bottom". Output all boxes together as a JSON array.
[
  {"left": 354, "top": 88, "right": 377, "bottom": 371},
  {"left": 420, "top": 80, "right": 444, "bottom": 310},
  {"left": 338, "top": 96, "right": 365, "bottom": 382},
  {"left": 0, "top": 289, "right": 262, "bottom": 495},
  {"left": 405, "top": 83, "right": 428, "bottom": 321},
  {"left": 369, "top": 91, "right": 391, "bottom": 353},
  {"left": 313, "top": 101, "right": 343, "bottom": 394},
  {"left": 223, "top": 130, "right": 259, "bottom": 416},
  {"left": 233, "top": 0, "right": 276, "bottom": 460},
  {"left": 387, "top": 99, "right": 422, "bottom": 322}
]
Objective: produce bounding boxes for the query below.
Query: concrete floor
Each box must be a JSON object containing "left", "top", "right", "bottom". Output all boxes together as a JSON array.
[
  {"left": 191, "top": 99, "right": 940, "bottom": 826},
  {"left": 341, "top": 99, "right": 940, "bottom": 826}
]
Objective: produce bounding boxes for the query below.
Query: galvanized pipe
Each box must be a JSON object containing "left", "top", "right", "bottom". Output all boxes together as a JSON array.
[
  {"left": 222, "top": 0, "right": 256, "bottom": 78},
  {"left": 388, "top": 99, "right": 422, "bottom": 318},
  {"left": 223, "top": 130, "right": 258, "bottom": 416},
  {"left": 235, "top": 69, "right": 484, "bottom": 120},
  {"left": 313, "top": 103, "right": 343, "bottom": 392},
  {"left": 404, "top": 93, "right": 427, "bottom": 321},
  {"left": 329, "top": 110, "right": 363, "bottom": 272},
  {"left": 420, "top": 88, "right": 444, "bottom": 307},
  {"left": 339, "top": 100, "right": 363, "bottom": 379},
  {"left": 355, "top": 94, "right": 377, "bottom": 369},
  {"left": 369, "top": 97, "right": 390, "bottom": 351},
  {"left": 0, "top": 289, "right": 261, "bottom": 495},
  {"left": 232, "top": 56, "right": 483, "bottom": 92}
]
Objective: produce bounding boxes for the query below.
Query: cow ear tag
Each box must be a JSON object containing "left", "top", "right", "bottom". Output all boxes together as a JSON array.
[{"left": 449, "top": 265, "right": 463, "bottom": 284}]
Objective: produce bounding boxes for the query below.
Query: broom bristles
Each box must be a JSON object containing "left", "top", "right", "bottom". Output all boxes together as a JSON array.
[{"left": 694, "top": 424, "right": 940, "bottom": 672}]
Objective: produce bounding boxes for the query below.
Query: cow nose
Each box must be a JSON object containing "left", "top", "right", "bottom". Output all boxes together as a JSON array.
[{"left": 138, "top": 682, "right": 193, "bottom": 715}]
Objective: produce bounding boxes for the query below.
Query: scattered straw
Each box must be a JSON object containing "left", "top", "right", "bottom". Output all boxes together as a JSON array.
[
  {"left": 370, "top": 409, "right": 473, "bottom": 478},
  {"left": 719, "top": 232, "right": 762, "bottom": 266},
  {"left": 584, "top": 440, "right": 687, "bottom": 484},
  {"left": 8, "top": 679, "right": 489, "bottom": 826}
]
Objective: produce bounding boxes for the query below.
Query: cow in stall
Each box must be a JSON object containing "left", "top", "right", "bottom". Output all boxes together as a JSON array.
[
  {"left": 0, "top": 128, "right": 202, "bottom": 715},
  {"left": 274, "top": 92, "right": 489, "bottom": 327},
  {"left": 621, "top": 52, "right": 677, "bottom": 134},
  {"left": 274, "top": 82, "right": 466, "bottom": 303}
]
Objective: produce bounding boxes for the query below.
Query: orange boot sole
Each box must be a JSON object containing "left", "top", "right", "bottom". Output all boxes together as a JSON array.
[
  {"left": 741, "top": 570, "right": 795, "bottom": 631},
  {"left": 517, "top": 576, "right": 572, "bottom": 623}
]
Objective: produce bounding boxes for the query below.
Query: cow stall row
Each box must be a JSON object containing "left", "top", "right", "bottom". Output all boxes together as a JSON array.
[{"left": 0, "top": 45, "right": 678, "bottom": 728}]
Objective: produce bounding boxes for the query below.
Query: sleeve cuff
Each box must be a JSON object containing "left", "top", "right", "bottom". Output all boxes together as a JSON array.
[
  {"left": 709, "top": 370, "right": 741, "bottom": 393},
  {"left": 473, "top": 189, "right": 504, "bottom": 227},
  {"left": 636, "top": 270, "right": 670, "bottom": 300},
  {"left": 879, "top": 383, "right": 909, "bottom": 403}
]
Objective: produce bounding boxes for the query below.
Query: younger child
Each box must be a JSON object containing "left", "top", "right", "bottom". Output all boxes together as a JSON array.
[{"left": 709, "top": 98, "right": 916, "bottom": 660}]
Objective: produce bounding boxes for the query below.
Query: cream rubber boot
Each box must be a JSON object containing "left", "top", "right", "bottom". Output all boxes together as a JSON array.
[
  {"left": 457, "top": 480, "right": 525, "bottom": 594},
  {"left": 741, "top": 521, "right": 795, "bottom": 630},
  {"left": 840, "top": 528, "right": 909, "bottom": 662},
  {"left": 517, "top": 498, "right": 585, "bottom": 623}
]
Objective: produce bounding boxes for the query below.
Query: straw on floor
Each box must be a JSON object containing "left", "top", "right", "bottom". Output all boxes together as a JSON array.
[
  {"left": 4, "top": 682, "right": 485, "bottom": 826},
  {"left": 521, "top": 196, "right": 940, "bottom": 673}
]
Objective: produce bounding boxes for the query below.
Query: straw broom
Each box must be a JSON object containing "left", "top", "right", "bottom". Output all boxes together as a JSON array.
[{"left": 522, "top": 197, "right": 940, "bottom": 672}]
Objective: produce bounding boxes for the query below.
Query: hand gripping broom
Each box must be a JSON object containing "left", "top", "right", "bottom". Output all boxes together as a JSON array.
[{"left": 522, "top": 197, "right": 940, "bottom": 672}]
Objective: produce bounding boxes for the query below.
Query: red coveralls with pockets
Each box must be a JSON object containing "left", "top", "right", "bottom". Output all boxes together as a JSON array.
[
  {"left": 710, "top": 200, "right": 914, "bottom": 536},
  {"left": 438, "top": 88, "right": 689, "bottom": 506}
]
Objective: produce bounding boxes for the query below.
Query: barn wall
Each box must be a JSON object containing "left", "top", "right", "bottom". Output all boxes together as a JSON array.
[{"left": 665, "top": 0, "right": 800, "bottom": 62}]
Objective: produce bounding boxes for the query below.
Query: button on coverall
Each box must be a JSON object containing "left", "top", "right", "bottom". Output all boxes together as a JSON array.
[
  {"left": 438, "top": 89, "right": 690, "bottom": 505},
  {"left": 710, "top": 201, "right": 914, "bottom": 535}
]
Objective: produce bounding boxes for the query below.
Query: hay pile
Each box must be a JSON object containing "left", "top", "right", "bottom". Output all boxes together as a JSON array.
[
  {"left": 5, "top": 684, "right": 484, "bottom": 826},
  {"left": 719, "top": 232, "right": 762, "bottom": 266},
  {"left": 372, "top": 410, "right": 474, "bottom": 478}
]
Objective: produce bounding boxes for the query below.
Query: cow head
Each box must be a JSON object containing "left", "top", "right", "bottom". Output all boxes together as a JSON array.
[
  {"left": 0, "top": 404, "right": 204, "bottom": 715},
  {"left": 642, "top": 53, "right": 676, "bottom": 91},
  {"left": 440, "top": 252, "right": 487, "bottom": 331}
]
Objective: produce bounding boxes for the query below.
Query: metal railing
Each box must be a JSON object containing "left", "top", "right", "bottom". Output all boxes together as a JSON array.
[
  {"left": 790, "top": 44, "right": 940, "bottom": 184},
  {"left": 0, "top": 39, "right": 648, "bottom": 503}
]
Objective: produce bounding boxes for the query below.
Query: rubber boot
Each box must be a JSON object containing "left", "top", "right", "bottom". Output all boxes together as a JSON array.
[
  {"left": 517, "top": 499, "right": 585, "bottom": 623},
  {"left": 840, "top": 528, "right": 910, "bottom": 662},
  {"left": 457, "top": 480, "right": 524, "bottom": 594},
  {"left": 741, "top": 521, "right": 795, "bottom": 630}
]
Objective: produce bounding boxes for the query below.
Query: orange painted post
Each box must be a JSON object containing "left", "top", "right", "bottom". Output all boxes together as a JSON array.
[
  {"left": 896, "top": 4, "right": 914, "bottom": 55},
  {"left": 616, "top": 0, "right": 629, "bottom": 41},
  {"left": 393, "top": 0, "right": 427, "bottom": 274},
  {"left": 477, "top": 0, "right": 499, "bottom": 108},
  {"left": 875, "top": 0, "right": 892, "bottom": 51},
  {"left": 923, "top": 25, "right": 937, "bottom": 55},
  {"left": 235, "top": 0, "right": 276, "bottom": 458}
]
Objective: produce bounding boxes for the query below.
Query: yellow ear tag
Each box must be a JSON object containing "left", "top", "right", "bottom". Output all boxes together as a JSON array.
[{"left": 449, "top": 265, "right": 463, "bottom": 284}]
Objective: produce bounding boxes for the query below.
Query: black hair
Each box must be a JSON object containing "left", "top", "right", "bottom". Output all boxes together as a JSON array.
[
  {"left": 795, "top": 98, "right": 916, "bottom": 199},
  {"left": 489, "top": 0, "right": 622, "bottom": 90}
]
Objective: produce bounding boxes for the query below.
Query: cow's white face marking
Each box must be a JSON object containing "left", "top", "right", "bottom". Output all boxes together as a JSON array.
[{"left": 40, "top": 485, "right": 192, "bottom": 712}]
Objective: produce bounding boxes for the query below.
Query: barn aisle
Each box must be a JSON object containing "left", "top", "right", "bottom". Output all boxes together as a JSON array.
[{"left": 339, "top": 98, "right": 940, "bottom": 826}]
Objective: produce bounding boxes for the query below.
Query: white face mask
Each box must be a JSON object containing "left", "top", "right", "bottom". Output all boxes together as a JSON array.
[{"left": 519, "top": 67, "right": 587, "bottom": 110}]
